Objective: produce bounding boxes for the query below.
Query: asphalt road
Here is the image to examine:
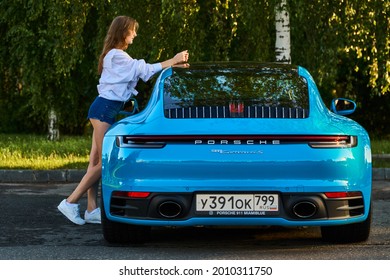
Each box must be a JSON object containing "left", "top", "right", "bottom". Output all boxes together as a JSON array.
[{"left": 0, "top": 181, "right": 389, "bottom": 260}]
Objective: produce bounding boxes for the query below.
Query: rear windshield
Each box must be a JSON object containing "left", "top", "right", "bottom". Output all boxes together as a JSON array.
[{"left": 163, "top": 67, "right": 309, "bottom": 119}]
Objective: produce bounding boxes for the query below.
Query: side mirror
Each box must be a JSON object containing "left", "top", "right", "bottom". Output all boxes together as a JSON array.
[
  {"left": 330, "top": 98, "right": 356, "bottom": 116},
  {"left": 119, "top": 98, "right": 139, "bottom": 116}
]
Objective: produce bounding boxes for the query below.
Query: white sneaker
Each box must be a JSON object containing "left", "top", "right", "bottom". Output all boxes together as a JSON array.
[
  {"left": 57, "top": 199, "right": 85, "bottom": 225},
  {"left": 85, "top": 208, "right": 101, "bottom": 224}
]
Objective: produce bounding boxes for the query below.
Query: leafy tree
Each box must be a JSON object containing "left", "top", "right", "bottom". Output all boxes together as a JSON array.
[
  {"left": 230, "top": 0, "right": 275, "bottom": 61},
  {"left": 0, "top": 0, "right": 94, "bottom": 135},
  {"left": 0, "top": 0, "right": 388, "bottom": 136},
  {"left": 289, "top": 0, "right": 389, "bottom": 135}
]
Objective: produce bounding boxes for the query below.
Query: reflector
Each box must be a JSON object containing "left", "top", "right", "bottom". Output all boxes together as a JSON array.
[
  {"left": 112, "top": 191, "right": 150, "bottom": 198},
  {"left": 324, "top": 191, "right": 362, "bottom": 198}
]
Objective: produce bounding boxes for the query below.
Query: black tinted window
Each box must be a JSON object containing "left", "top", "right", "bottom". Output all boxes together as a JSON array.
[{"left": 163, "top": 67, "right": 309, "bottom": 119}]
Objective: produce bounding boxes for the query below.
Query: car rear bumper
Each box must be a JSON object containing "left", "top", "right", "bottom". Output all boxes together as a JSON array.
[{"left": 103, "top": 189, "right": 371, "bottom": 227}]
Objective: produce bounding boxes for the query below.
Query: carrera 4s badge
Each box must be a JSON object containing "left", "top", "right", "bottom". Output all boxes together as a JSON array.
[
  {"left": 194, "top": 139, "right": 281, "bottom": 145},
  {"left": 211, "top": 149, "right": 263, "bottom": 154}
]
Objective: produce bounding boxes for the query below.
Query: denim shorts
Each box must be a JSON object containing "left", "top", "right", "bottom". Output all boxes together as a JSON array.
[{"left": 87, "top": 96, "right": 124, "bottom": 125}]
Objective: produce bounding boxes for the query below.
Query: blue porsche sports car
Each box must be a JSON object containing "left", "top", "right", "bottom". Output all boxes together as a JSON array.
[{"left": 101, "top": 62, "right": 372, "bottom": 244}]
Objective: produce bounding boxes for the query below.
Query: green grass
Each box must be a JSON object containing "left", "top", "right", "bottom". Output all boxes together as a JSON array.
[
  {"left": 0, "top": 134, "right": 91, "bottom": 169},
  {"left": 371, "top": 137, "right": 390, "bottom": 168},
  {"left": 0, "top": 133, "right": 389, "bottom": 170},
  {"left": 371, "top": 138, "right": 390, "bottom": 155}
]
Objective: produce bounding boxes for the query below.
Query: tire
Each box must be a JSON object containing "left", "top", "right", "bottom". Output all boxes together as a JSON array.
[
  {"left": 101, "top": 196, "right": 151, "bottom": 244},
  {"left": 321, "top": 205, "right": 371, "bottom": 243}
]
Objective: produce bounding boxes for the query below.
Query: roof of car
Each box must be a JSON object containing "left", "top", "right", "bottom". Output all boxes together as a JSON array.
[{"left": 174, "top": 62, "right": 299, "bottom": 73}]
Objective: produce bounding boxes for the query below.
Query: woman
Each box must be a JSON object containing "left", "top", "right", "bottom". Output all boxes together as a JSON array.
[{"left": 58, "top": 16, "right": 189, "bottom": 225}]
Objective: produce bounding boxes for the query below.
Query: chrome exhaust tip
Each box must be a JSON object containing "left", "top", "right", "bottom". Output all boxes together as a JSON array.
[
  {"left": 292, "top": 201, "right": 317, "bottom": 219},
  {"left": 158, "top": 201, "right": 183, "bottom": 218}
]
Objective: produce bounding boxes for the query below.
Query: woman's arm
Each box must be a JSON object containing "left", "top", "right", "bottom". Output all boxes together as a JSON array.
[{"left": 160, "top": 50, "right": 189, "bottom": 69}]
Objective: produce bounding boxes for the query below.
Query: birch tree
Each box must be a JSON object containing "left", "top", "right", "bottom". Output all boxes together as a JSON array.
[{"left": 275, "top": 0, "right": 291, "bottom": 64}]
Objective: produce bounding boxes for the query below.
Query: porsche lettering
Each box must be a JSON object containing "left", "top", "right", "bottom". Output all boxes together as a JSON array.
[{"left": 194, "top": 139, "right": 280, "bottom": 145}]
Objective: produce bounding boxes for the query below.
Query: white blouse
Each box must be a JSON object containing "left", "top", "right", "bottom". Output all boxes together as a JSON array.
[{"left": 97, "top": 49, "right": 162, "bottom": 101}]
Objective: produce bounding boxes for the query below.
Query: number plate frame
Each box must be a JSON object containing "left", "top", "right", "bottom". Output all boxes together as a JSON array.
[{"left": 195, "top": 193, "right": 279, "bottom": 216}]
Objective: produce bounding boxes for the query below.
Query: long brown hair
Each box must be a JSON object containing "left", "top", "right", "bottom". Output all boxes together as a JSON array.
[{"left": 98, "top": 16, "right": 139, "bottom": 74}]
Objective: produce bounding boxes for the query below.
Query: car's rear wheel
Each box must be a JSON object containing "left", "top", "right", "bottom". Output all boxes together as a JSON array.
[
  {"left": 320, "top": 205, "right": 371, "bottom": 243},
  {"left": 101, "top": 197, "right": 151, "bottom": 244}
]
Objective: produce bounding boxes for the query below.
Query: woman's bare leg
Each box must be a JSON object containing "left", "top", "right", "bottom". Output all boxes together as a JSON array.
[
  {"left": 66, "top": 119, "right": 111, "bottom": 207},
  {"left": 85, "top": 130, "right": 101, "bottom": 212}
]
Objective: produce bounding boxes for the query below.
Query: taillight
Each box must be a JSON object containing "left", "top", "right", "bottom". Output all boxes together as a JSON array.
[
  {"left": 116, "top": 135, "right": 357, "bottom": 148},
  {"left": 308, "top": 135, "right": 357, "bottom": 148},
  {"left": 116, "top": 136, "right": 166, "bottom": 148}
]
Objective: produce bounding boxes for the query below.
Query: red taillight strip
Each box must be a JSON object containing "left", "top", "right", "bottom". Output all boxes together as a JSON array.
[
  {"left": 122, "top": 135, "right": 351, "bottom": 142},
  {"left": 112, "top": 191, "right": 150, "bottom": 198},
  {"left": 118, "top": 135, "right": 357, "bottom": 148}
]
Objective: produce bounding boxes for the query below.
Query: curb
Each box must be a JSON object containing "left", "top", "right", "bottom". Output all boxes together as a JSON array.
[
  {"left": 372, "top": 168, "right": 390, "bottom": 181},
  {"left": 0, "top": 169, "right": 85, "bottom": 183},
  {"left": 0, "top": 168, "right": 389, "bottom": 183}
]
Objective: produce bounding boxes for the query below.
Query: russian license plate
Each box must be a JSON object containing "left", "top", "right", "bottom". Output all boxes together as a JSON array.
[{"left": 196, "top": 194, "right": 279, "bottom": 214}]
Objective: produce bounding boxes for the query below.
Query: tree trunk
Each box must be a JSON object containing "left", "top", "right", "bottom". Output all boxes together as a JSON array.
[
  {"left": 48, "top": 109, "right": 60, "bottom": 141},
  {"left": 275, "top": 0, "right": 291, "bottom": 64}
]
